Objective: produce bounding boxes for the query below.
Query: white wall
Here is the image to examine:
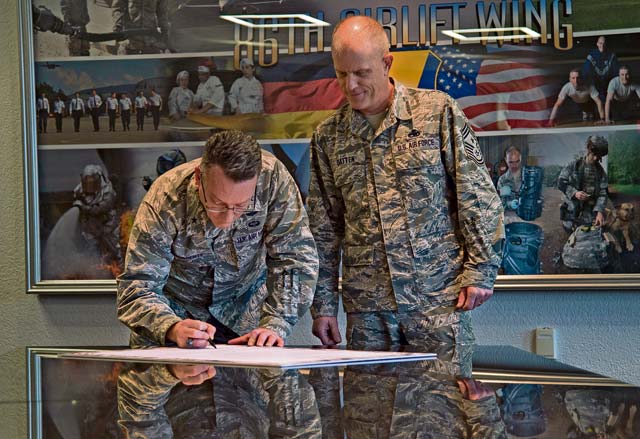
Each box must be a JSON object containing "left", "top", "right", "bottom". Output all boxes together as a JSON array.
[{"left": 2, "top": 2, "right": 640, "bottom": 437}]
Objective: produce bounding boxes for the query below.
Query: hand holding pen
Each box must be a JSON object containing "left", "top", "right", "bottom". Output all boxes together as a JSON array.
[{"left": 166, "top": 319, "right": 217, "bottom": 349}]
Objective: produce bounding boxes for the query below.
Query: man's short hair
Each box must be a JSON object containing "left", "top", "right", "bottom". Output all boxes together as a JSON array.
[
  {"left": 332, "top": 16, "right": 390, "bottom": 58},
  {"left": 505, "top": 146, "right": 521, "bottom": 158},
  {"left": 201, "top": 130, "right": 262, "bottom": 181}
]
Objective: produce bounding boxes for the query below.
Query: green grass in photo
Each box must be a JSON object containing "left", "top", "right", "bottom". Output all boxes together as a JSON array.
[
  {"left": 568, "top": 0, "right": 640, "bottom": 32},
  {"left": 609, "top": 185, "right": 640, "bottom": 197}
]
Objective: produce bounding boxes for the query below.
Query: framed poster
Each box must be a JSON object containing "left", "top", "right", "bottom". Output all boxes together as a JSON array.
[{"left": 21, "top": 0, "right": 640, "bottom": 292}]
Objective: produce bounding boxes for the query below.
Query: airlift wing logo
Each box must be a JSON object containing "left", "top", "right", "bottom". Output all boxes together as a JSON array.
[{"left": 389, "top": 50, "right": 443, "bottom": 89}]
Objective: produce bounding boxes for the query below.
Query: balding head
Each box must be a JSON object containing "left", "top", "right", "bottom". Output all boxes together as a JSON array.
[
  {"left": 332, "top": 16, "right": 390, "bottom": 59},
  {"left": 330, "top": 16, "right": 394, "bottom": 116}
]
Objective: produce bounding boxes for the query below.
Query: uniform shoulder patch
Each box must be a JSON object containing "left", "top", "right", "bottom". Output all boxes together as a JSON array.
[{"left": 461, "top": 123, "right": 484, "bottom": 166}]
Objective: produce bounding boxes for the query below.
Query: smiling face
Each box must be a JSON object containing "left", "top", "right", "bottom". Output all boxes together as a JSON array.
[
  {"left": 569, "top": 71, "right": 580, "bottom": 87},
  {"left": 196, "top": 164, "right": 257, "bottom": 229},
  {"left": 620, "top": 68, "right": 630, "bottom": 85},
  {"left": 332, "top": 43, "right": 394, "bottom": 115},
  {"left": 332, "top": 17, "right": 394, "bottom": 116}
]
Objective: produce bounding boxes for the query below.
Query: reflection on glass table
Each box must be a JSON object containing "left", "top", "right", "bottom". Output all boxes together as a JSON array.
[{"left": 28, "top": 344, "right": 640, "bottom": 438}]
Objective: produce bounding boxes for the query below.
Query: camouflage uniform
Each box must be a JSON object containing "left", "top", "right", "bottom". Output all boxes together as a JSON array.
[
  {"left": 112, "top": 0, "right": 170, "bottom": 54},
  {"left": 307, "top": 81, "right": 504, "bottom": 347},
  {"left": 309, "top": 341, "right": 506, "bottom": 439},
  {"left": 557, "top": 155, "right": 608, "bottom": 229},
  {"left": 497, "top": 169, "right": 523, "bottom": 225},
  {"left": 117, "top": 152, "right": 318, "bottom": 347},
  {"left": 117, "top": 364, "right": 322, "bottom": 438},
  {"left": 496, "top": 170, "right": 522, "bottom": 209}
]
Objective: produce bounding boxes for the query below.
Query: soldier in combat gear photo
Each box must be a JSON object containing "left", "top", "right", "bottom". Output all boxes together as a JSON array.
[
  {"left": 558, "top": 136, "right": 609, "bottom": 232},
  {"left": 73, "top": 164, "right": 122, "bottom": 267}
]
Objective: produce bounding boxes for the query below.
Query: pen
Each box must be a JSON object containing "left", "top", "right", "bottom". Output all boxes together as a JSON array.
[{"left": 209, "top": 337, "right": 217, "bottom": 349}]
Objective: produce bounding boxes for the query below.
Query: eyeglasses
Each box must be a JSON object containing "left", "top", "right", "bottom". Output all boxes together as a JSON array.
[{"left": 200, "top": 176, "right": 251, "bottom": 215}]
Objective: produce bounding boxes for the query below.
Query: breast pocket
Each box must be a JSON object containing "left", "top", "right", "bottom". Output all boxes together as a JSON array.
[
  {"left": 394, "top": 145, "right": 457, "bottom": 258},
  {"left": 393, "top": 147, "right": 446, "bottom": 210},
  {"left": 333, "top": 151, "right": 369, "bottom": 222}
]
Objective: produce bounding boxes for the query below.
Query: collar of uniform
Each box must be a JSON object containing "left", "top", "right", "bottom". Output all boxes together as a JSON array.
[
  {"left": 348, "top": 79, "right": 413, "bottom": 139},
  {"left": 186, "top": 170, "right": 218, "bottom": 239},
  {"left": 390, "top": 80, "right": 413, "bottom": 122}
]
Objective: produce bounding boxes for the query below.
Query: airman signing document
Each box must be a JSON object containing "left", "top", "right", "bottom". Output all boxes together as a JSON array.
[{"left": 117, "top": 130, "right": 318, "bottom": 349}]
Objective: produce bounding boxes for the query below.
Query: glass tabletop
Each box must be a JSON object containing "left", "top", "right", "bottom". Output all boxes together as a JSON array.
[{"left": 27, "top": 344, "right": 640, "bottom": 438}]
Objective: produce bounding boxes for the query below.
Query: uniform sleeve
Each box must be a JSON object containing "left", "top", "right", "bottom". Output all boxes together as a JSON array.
[
  {"left": 256, "top": 81, "right": 264, "bottom": 113},
  {"left": 204, "top": 77, "right": 225, "bottom": 112},
  {"left": 117, "top": 198, "right": 182, "bottom": 345},
  {"left": 111, "top": 0, "right": 128, "bottom": 32},
  {"left": 558, "top": 83, "right": 569, "bottom": 99},
  {"left": 156, "top": 0, "right": 170, "bottom": 36},
  {"left": 167, "top": 88, "right": 178, "bottom": 116},
  {"left": 557, "top": 161, "right": 578, "bottom": 200},
  {"left": 228, "top": 79, "right": 240, "bottom": 112},
  {"left": 594, "top": 167, "right": 609, "bottom": 213},
  {"left": 260, "top": 161, "right": 319, "bottom": 337},
  {"left": 307, "top": 130, "right": 344, "bottom": 318},
  {"left": 441, "top": 97, "right": 504, "bottom": 289}
]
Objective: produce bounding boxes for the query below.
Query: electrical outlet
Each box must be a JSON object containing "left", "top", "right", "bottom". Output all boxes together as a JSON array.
[{"left": 535, "top": 327, "right": 556, "bottom": 359}]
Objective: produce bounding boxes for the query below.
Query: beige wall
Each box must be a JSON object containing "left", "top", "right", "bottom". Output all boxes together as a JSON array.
[{"left": 0, "top": 2, "right": 130, "bottom": 436}]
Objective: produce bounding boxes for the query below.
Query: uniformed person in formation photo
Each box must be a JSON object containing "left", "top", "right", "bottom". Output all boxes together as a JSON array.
[
  {"left": 134, "top": 90, "right": 148, "bottom": 131},
  {"left": 53, "top": 95, "right": 65, "bottom": 133},
  {"left": 307, "top": 16, "right": 504, "bottom": 349},
  {"left": 70, "top": 92, "right": 85, "bottom": 133},
  {"left": 105, "top": 91, "right": 119, "bottom": 132},
  {"left": 119, "top": 92, "right": 132, "bottom": 131},
  {"left": 37, "top": 92, "right": 50, "bottom": 134},
  {"left": 117, "top": 130, "right": 318, "bottom": 349},
  {"left": 87, "top": 89, "right": 102, "bottom": 132}
]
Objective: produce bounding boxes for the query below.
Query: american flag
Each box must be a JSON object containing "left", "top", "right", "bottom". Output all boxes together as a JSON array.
[{"left": 432, "top": 44, "right": 559, "bottom": 131}]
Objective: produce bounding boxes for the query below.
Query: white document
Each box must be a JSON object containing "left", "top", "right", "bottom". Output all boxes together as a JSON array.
[{"left": 62, "top": 345, "right": 436, "bottom": 369}]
